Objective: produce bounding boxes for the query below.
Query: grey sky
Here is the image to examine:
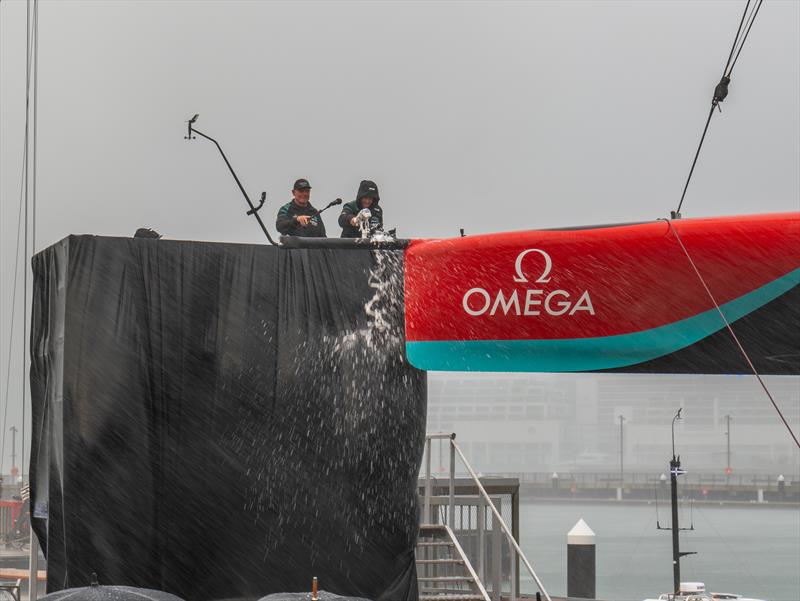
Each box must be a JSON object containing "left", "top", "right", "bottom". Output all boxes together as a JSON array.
[{"left": 1, "top": 1, "right": 799, "bottom": 473}]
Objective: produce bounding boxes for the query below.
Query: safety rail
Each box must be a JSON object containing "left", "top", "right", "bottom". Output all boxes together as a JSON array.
[
  {"left": 422, "top": 433, "right": 552, "bottom": 601},
  {"left": 418, "top": 523, "right": 491, "bottom": 601},
  {"left": 494, "top": 470, "right": 795, "bottom": 489}
]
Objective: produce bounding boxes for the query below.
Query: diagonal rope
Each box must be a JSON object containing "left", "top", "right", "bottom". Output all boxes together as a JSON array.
[
  {"left": 2, "top": 0, "right": 38, "bottom": 478},
  {"left": 674, "top": 0, "right": 764, "bottom": 217},
  {"left": 694, "top": 504, "right": 762, "bottom": 589},
  {"left": 721, "top": 0, "right": 751, "bottom": 76},
  {"left": 729, "top": 0, "right": 763, "bottom": 76},
  {"left": 1, "top": 155, "right": 27, "bottom": 476},
  {"left": 661, "top": 218, "right": 800, "bottom": 449},
  {"left": 674, "top": 104, "right": 716, "bottom": 217},
  {"left": 610, "top": 505, "right": 658, "bottom": 584},
  {"left": 23, "top": 0, "right": 40, "bottom": 484}
]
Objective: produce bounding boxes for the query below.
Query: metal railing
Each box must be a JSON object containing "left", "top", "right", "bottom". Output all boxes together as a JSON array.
[
  {"left": 421, "top": 433, "right": 552, "bottom": 601},
  {"left": 492, "top": 470, "right": 795, "bottom": 489},
  {"left": 418, "top": 523, "right": 491, "bottom": 601}
]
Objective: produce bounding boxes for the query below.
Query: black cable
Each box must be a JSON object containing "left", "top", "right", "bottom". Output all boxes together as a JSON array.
[
  {"left": 675, "top": 104, "right": 716, "bottom": 217},
  {"left": 23, "top": 0, "right": 39, "bottom": 486},
  {"left": 728, "top": 0, "right": 763, "bottom": 76},
  {"left": 673, "top": 0, "right": 764, "bottom": 217},
  {"left": 22, "top": 0, "right": 33, "bottom": 484},
  {"left": 1, "top": 169, "right": 26, "bottom": 476},
  {"left": 722, "top": 0, "right": 751, "bottom": 76},
  {"left": 32, "top": 0, "right": 39, "bottom": 254}
]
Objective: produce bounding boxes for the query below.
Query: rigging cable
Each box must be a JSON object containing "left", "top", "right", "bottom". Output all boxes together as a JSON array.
[
  {"left": 673, "top": 0, "right": 763, "bottom": 217},
  {"left": 1, "top": 156, "right": 28, "bottom": 476},
  {"left": 695, "top": 504, "right": 762, "bottom": 588},
  {"left": 661, "top": 218, "right": 800, "bottom": 449},
  {"left": 2, "top": 0, "right": 37, "bottom": 478},
  {"left": 23, "top": 0, "right": 40, "bottom": 484},
  {"left": 23, "top": 0, "right": 30, "bottom": 488},
  {"left": 611, "top": 505, "right": 658, "bottom": 584}
]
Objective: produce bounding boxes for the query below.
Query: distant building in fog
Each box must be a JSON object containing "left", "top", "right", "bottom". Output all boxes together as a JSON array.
[{"left": 426, "top": 372, "right": 799, "bottom": 476}]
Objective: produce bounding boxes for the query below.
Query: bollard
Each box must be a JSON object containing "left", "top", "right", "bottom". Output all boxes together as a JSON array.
[
  {"left": 567, "top": 518, "right": 596, "bottom": 599},
  {"left": 778, "top": 474, "right": 785, "bottom": 501},
  {"left": 552, "top": 472, "right": 559, "bottom": 490}
]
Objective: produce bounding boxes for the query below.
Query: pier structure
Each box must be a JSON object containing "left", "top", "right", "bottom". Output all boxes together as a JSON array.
[{"left": 504, "top": 472, "right": 799, "bottom": 503}]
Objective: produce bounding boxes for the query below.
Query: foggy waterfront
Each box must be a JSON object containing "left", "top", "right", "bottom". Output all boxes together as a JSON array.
[
  {"left": 1, "top": 2, "right": 798, "bottom": 600},
  {"left": 519, "top": 500, "right": 800, "bottom": 601}
]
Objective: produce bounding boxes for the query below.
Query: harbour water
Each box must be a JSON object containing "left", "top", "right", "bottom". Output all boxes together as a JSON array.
[{"left": 518, "top": 501, "right": 800, "bottom": 601}]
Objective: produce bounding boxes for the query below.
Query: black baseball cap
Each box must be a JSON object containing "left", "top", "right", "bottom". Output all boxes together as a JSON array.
[{"left": 293, "top": 178, "right": 312, "bottom": 190}]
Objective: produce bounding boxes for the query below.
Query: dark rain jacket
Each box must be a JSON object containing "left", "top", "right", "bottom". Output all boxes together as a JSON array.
[
  {"left": 338, "top": 199, "right": 383, "bottom": 238},
  {"left": 276, "top": 201, "right": 327, "bottom": 237}
]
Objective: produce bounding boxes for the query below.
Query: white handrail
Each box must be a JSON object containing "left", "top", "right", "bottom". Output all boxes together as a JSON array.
[
  {"left": 435, "top": 435, "right": 553, "bottom": 601},
  {"left": 427, "top": 524, "right": 491, "bottom": 601}
]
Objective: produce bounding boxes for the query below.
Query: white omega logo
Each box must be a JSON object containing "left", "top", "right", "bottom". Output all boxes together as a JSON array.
[
  {"left": 513, "top": 248, "right": 552, "bottom": 283},
  {"left": 462, "top": 248, "right": 595, "bottom": 318}
]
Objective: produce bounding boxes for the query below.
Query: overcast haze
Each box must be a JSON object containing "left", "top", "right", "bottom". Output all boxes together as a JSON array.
[{"left": 1, "top": 1, "right": 799, "bottom": 473}]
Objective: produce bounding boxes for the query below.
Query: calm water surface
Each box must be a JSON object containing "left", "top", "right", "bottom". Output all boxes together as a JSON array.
[{"left": 518, "top": 501, "right": 800, "bottom": 601}]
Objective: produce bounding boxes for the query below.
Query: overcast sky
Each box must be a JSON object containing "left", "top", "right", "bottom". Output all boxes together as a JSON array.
[{"left": 1, "top": 0, "right": 798, "bottom": 474}]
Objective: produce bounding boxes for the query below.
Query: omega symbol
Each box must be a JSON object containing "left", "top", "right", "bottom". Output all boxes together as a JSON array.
[{"left": 513, "top": 248, "right": 552, "bottom": 284}]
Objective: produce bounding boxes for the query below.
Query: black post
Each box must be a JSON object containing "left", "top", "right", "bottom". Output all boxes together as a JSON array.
[
  {"left": 9, "top": 426, "right": 17, "bottom": 474},
  {"left": 567, "top": 519, "right": 596, "bottom": 599},
  {"left": 619, "top": 415, "right": 625, "bottom": 491},
  {"left": 725, "top": 414, "right": 732, "bottom": 481},
  {"left": 657, "top": 409, "right": 694, "bottom": 596},
  {"left": 670, "top": 455, "right": 681, "bottom": 595},
  {"left": 670, "top": 408, "right": 683, "bottom": 595}
]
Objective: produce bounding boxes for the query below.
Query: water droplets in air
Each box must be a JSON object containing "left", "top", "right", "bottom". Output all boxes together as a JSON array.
[{"left": 223, "top": 249, "right": 426, "bottom": 570}]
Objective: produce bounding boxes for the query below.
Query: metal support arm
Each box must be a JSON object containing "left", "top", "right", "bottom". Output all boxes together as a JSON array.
[{"left": 185, "top": 118, "right": 280, "bottom": 246}]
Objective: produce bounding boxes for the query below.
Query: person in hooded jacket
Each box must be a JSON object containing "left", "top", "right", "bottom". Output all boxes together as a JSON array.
[{"left": 338, "top": 180, "right": 383, "bottom": 238}]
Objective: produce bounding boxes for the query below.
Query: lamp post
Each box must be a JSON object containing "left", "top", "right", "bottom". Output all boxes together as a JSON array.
[
  {"left": 618, "top": 415, "right": 626, "bottom": 489},
  {"left": 9, "top": 426, "right": 17, "bottom": 476},
  {"left": 724, "top": 414, "right": 732, "bottom": 481}
]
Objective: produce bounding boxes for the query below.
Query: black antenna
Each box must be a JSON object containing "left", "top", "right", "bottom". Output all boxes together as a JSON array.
[
  {"left": 184, "top": 115, "right": 280, "bottom": 246},
  {"left": 657, "top": 408, "right": 696, "bottom": 595}
]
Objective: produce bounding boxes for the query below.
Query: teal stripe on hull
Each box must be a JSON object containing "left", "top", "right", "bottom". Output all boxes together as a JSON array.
[{"left": 406, "top": 268, "right": 800, "bottom": 373}]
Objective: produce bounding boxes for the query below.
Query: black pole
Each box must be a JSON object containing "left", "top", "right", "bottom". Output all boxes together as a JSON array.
[
  {"left": 185, "top": 119, "right": 280, "bottom": 246},
  {"left": 657, "top": 408, "right": 695, "bottom": 596},
  {"left": 670, "top": 408, "right": 682, "bottom": 594},
  {"left": 619, "top": 415, "right": 625, "bottom": 489},
  {"left": 10, "top": 426, "right": 17, "bottom": 473},
  {"left": 670, "top": 455, "right": 681, "bottom": 595},
  {"left": 725, "top": 414, "right": 732, "bottom": 478}
]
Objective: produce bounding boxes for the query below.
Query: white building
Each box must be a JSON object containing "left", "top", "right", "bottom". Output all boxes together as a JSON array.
[{"left": 426, "top": 372, "right": 800, "bottom": 475}]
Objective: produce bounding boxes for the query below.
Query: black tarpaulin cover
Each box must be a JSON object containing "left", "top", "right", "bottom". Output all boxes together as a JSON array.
[{"left": 30, "top": 235, "right": 427, "bottom": 601}]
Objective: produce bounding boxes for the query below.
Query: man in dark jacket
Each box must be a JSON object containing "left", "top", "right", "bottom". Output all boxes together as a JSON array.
[
  {"left": 276, "top": 178, "right": 327, "bottom": 237},
  {"left": 339, "top": 180, "right": 383, "bottom": 238}
]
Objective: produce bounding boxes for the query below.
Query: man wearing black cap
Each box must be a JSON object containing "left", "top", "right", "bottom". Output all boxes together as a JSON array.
[
  {"left": 338, "top": 180, "right": 383, "bottom": 238},
  {"left": 276, "top": 178, "right": 327, "bottom": 237}
]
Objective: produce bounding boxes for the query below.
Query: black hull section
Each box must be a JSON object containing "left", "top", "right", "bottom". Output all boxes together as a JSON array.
[{"left": 605, "top": 285, "right": 800, "bottom": 374}]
